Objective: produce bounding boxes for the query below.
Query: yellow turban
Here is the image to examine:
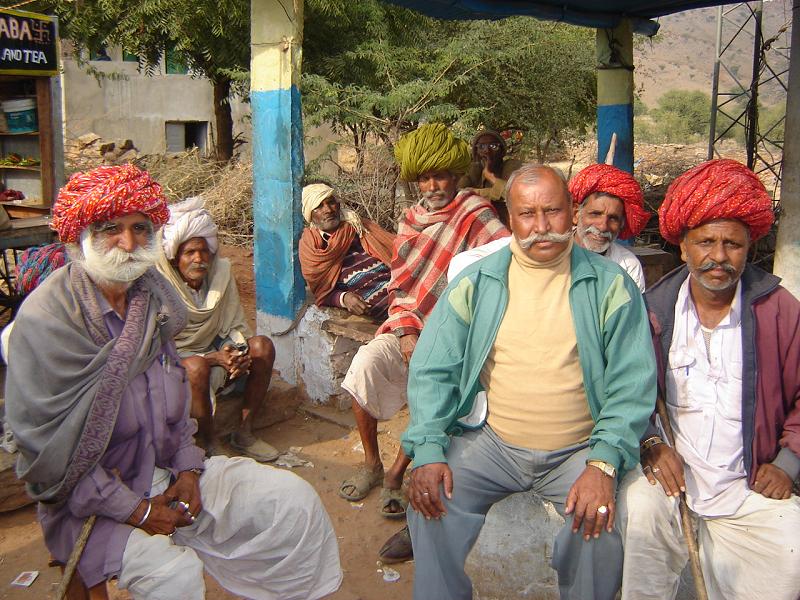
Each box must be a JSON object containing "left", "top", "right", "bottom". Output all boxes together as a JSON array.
[{"left": 394, "top": 123, "right": 472, "bottom": 182}]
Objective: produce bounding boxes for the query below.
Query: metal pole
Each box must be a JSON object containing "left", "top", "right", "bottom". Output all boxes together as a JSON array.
[
  {"left": 746, "top": 1, "right": 764, "bottom": 169},
  {"left": 708, "top": 5, "right": 724, "bottom": 160},
  {"left": 773, "top": 1, "right": 800, "bottom": 294}
]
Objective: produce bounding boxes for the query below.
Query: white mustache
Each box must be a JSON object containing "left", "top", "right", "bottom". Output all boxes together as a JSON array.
[
  {"left": 81, "top": 233, "right": 160, "bottom": 284},
  {"left": 581, "top": 225, "right": 613, "bottom": 241},
  {"left": 516, "top": 229, "right": 573, "bottom": 250}
]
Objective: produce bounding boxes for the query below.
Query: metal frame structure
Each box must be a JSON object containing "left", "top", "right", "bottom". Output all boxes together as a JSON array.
[{"left": 708, "top": 1, "right": 791, "bottom": 196}]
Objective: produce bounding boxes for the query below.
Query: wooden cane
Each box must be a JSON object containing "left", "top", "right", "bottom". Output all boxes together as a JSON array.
[
  {"left": 55, "top": 514, "right": 97, "bottom": 600},
  {"left": 655, "top": 394, "right": 709, "bottom": 600}
]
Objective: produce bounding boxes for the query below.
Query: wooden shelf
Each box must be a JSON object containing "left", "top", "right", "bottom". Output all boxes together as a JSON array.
[
  {"left": 0, "top": 131, "right": 38, "bottom": 136},
  {"left": 0, "top": 165, "right": 40, "bottom": 171}
]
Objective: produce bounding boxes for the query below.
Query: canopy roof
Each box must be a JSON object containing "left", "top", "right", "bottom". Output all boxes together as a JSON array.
[{"left": 384, "top": 1, "right": 741, "bottom": 35}]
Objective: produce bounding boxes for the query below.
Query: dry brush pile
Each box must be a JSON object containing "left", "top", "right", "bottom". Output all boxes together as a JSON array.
[{"left": 66, "top": 147, "right": 256, "bottom": 246}]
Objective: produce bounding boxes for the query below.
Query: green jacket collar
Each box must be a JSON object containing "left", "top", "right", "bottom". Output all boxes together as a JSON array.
[{"left": 475, "top": 241, "right": 599, "bottom": 287}]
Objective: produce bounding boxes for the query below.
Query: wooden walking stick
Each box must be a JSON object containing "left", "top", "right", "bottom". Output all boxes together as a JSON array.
[
  {"left": 655, "top": 394, "right": 709, "bottom": 600},
  {"left": 55, "top": 514, "right": 97, "bottom": 600}
]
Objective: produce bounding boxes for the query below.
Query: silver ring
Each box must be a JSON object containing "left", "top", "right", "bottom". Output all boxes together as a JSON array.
[
  {"left": 652, "top": 467, "right": 661, "bottom": 474},
  {"left": 422, "top": 492, "right": 430, "bottom": 496},
  {"left": 597, "top": 505, "right": 608, "bottom": 515}
]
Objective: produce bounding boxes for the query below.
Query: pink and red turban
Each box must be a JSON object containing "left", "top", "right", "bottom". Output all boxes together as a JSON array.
[
  {"left": 659, "top": 159, "right": 774, "bottom": 245},
  {"left": 51, "top": 164, "right": 169, "bottom": 243},
  {"left": 568, "top": 164, "right": 651, "bottom": 240}
]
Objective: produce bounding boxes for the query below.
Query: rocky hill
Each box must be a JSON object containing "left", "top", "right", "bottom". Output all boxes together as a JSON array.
[{"left": 634, "top": 0, "right": 791, "bottom": 109}]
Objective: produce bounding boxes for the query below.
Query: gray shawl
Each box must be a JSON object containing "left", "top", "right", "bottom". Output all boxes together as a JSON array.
[{"left": 5, "top": 262, "right": 187, "bottom": 504}]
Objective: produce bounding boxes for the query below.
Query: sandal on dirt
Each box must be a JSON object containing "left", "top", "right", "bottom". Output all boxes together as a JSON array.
[
  {"left": 379, "top": 487, "right": 408, "bottom": 519},
  {"left": 338, "top": 465, "right": 383, "bottom": 501}
]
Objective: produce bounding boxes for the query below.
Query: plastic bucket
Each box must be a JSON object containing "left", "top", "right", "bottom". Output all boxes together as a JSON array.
[{"left": 2, "top": 99, "right": 37, "bottom": 134}]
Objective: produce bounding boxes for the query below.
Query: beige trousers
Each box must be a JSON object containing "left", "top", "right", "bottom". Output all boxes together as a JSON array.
[
  {"left": 617, "top": 468, "right": 800, "bottom": 600},
  {"left": 341, "top": 333, "right": 408, "bottom": 420}
]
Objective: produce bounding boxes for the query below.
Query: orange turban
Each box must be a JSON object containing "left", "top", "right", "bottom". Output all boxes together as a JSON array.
[
  {"left": 568, "top": 164, "right": 651, "bottom": 240},
  {"left": 51, "top": 164, "right": 169, "bottom": 243},
  {"left": 659, "top": 159, "right": 774, "bottom": 245}
]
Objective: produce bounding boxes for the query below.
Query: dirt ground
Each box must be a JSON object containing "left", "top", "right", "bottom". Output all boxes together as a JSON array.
[{"left": 0, "top": 245, "right": 415, "bottom": 599}]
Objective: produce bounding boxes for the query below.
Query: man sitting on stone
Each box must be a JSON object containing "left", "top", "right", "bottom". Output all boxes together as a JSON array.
[
  {"left": 6, "top": 165, "right": 341, "bottom": 599},
  {"left": 156, "top": 196, "right": 278, "bottom": 462},
  {"left": 569, "top": 163, "right": 650, "bottom": 292},
  {"left": 299, "top": 183, "right": 395, "bottom": 320},
  {"left": 457, "top": 129, "right": 522, "bottom": 226},
  {"left": 404, "top": 163, "right": 656, "bottom": 600},
  {"left": 617, "top": 159, "right": 800, "bottom": 600},
  {"left": 340, "top": 123, "right": 508, "bottom": 520}
]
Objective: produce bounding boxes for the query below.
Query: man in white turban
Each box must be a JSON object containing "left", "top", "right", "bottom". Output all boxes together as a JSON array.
[
  {"left": 157, "top": 197, "right": 278, "bottom": 461},
  {"left": 299, "top": 183, "right": 395, "bottom": 318}
]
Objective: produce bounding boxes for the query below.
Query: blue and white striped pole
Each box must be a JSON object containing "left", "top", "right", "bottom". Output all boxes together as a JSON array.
[
  {"left": 250, "top": 0, "right": 305, "bottom": 381},
  {"left": 596, "top": 19, "right": 634, "bottom": 174}
]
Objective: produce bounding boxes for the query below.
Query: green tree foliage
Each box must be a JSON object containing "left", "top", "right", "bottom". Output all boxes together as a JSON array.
[
  {"left": 303, "top": 0, "right": 475, "bottom": 160},
  {"left": 451, "top": 17, "right": 596, "bottom": 161},
  {"left": 636, "top": 89, "right": 712, "bottom": 143},
  {"left": 36, "top": 0, "right": 249, "bottom": 160},
  {"left": 302, "top": 4, "right": 597, "bottom": 162}
]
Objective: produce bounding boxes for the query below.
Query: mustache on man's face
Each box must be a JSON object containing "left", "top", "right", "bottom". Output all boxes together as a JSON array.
[
  {"left": 516, "top": 229, "right": 574, "bottom": 250},
  {"left": 696, "top": 260, "right": 737, "bottom": 274}
]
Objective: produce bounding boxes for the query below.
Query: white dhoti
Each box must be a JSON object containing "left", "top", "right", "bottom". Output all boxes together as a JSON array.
[
  {"left": 617, "top": 469, "right": 800, "bottom": 600},
  {"left": 118, "top": 456, "right": 342, "bottom": 600},
  {"left": 341, "top": 333, "right": 408, "bottom": 420}
]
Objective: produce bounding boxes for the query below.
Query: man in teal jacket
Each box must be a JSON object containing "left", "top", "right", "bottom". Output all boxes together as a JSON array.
[{"left": 402, "top": 164, "right": 656, "bottom": 600}]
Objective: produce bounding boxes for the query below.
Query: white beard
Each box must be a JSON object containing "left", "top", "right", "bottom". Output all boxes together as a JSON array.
[{"left": 79, "top": 230, "right": 160, "bottom": 286}]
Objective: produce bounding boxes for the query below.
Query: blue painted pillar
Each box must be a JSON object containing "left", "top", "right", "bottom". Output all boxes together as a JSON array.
[
  {"left": 596, "top": 20, "right": 634, "bottom": 174},
  {"left": 251, "top": 0, "right": 305, "bottom": 382}
]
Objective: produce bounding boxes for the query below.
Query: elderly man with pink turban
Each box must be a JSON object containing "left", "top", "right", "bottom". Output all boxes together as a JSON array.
[
  {"left": 5, "top": 165, "right": 342, "bottom": 600},
  {"left": 569, "top": 163, "right": 651, "bottom": 292},
  {"left": 617, "top": 159, "right": 800, "bottom": 600},
  {"left": 157, "top": 196, "right": 278, "bottom": 462}
]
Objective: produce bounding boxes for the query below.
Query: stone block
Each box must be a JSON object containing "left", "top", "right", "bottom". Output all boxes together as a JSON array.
[
  {"left": 214, "top": 378, "right": 302, "bottom": 436},
  {"left": 0, "top": 450, "right": 33, "bottom": 513},
  {"left": 632, "top": 246, "right": 678, "bottom": 288},
  {"left": 466, "top": 490, "right": 698, "bottom": 600},
  {"left": 466, "top": 492, "right": 563, "bottom": 600}
]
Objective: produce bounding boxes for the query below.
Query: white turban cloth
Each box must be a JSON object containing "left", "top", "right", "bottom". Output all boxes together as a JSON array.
[
  {"left": 301, "top": 183, "right": 364, "bottom": 235},
  {"left": 161, "top": 196, "right": 219, "bottom": 260}
]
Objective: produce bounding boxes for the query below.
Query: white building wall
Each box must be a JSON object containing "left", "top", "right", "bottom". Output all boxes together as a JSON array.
[{"left": 60, "top": 47, "right": 249, "bottom": 155}]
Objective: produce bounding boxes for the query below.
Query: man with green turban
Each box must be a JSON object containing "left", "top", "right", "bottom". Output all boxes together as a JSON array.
[{"left": 340, "top": 123, "right": 508, "bottom": 559}]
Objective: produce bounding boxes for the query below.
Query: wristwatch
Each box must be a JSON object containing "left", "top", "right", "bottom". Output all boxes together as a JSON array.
[{"left": 586, "top": 460, "right": 617, "bottom": 479}]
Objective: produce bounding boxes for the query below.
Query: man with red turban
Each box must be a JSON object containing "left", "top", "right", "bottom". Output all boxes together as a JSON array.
[
  {"left": 569, "top": 163, "right": 651, "bottom": 292},
  {"left": 449, "top": 163, "right": 651, "bottom": 290},
  {"left": 617, "top": 159, "right": 800, "bottom": 600},
  {"left": 6, "top": 165, "right": 342, "bottom": 599}
]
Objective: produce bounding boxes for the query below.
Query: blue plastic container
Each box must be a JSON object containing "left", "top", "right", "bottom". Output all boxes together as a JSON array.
[{"left": 2, "top": 99, "right": 37, "bottom": 134}]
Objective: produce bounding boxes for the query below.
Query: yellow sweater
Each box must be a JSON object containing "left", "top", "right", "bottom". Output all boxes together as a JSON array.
[{"left": 481, "top": 238, "right": 594, "bottom": 450}]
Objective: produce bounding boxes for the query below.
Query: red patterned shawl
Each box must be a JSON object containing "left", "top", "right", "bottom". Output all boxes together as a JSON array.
[{"left": 377, "top": 190, "right": 508, "bottom": 337}]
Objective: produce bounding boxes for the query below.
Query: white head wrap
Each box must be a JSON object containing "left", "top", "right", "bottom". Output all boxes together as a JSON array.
[
  {"left": 301, "top": 183, "right": 364, "bottom": 235},
  {"left": 161, "top": 196, "right": 219, "bottom": 260}
]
